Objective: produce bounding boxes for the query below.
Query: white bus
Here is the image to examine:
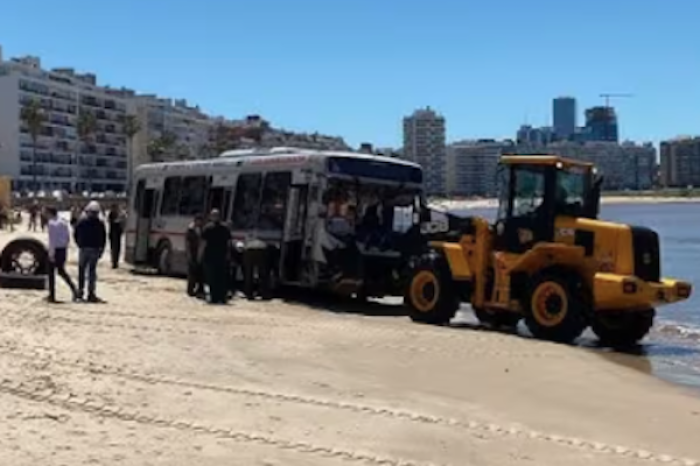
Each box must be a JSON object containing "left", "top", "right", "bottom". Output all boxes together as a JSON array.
[{"left": 125, "top": 147, "right": 426, "bottom": 298}]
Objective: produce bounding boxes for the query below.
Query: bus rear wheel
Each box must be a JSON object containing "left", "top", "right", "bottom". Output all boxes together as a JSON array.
[{"left": 405, "top": 255, "right": 459, "bottom": 325}]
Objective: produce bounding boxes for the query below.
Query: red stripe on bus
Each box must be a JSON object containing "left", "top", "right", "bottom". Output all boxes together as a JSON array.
[{"left": 125, "top": 229, "right": 186, "bottom": 237}]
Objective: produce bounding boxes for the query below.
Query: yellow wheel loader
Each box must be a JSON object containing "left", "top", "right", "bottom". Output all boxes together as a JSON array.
[{"left": 405, "top": 155, "right": 692, "bottom": 345}]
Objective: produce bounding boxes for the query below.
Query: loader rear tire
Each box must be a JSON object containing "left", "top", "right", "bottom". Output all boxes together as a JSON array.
[
  {"left": 591, "top": 309, "right": 655, "bottom": 347},
  {"left": 405, "top": 255, "right": 459, "bottom": 325},
  {"left": 523, "top": 273, "right": 590, "bottom": 344}
]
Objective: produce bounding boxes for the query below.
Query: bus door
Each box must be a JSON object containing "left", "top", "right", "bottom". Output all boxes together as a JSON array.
[
  {"left": 280, "top": 183, "right": 309, "bottom": 283},
  {"left": 134, "top": 178, "right": 159, "bottom": 263},
  {"left": 208, "top": 174, "right": 235, "bottom": 218}
]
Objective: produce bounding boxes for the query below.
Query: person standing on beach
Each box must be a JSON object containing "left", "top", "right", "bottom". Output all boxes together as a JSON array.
[
  {"left": 185, "top": 214, "right": 205, "bottom": 298},
  {"left": 45, "top": 207, "right": 79, "bottom": 303},
  {"left": 107, "top": 204, "right": 124, "bottom": 269},
  {"left": 241, "top": 231, "right": 271, "bottom": 300},
  {"left": 198, "top": 209, "right": 231, "bottom": 304},
  {"left": 74, "top": 201, "right": 107, "bottom": 303},
  {"left": 28, "top": 202, "right": 39, "bottom": 232}
]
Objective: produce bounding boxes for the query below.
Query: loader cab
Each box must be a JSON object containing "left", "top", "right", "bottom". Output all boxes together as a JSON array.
[{"left": 493, "top": 155, "right": 601, "bottom": 253}]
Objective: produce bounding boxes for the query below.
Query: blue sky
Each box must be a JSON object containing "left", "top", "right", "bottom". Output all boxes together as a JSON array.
[{"left": 2, "top": 0, "right": 698, "bottom": 147}]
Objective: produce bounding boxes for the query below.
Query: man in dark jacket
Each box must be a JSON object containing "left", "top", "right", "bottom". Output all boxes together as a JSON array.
[
  {"left": 107, "top": 204, "right": 124, "bottom": 269},
  {"left": 74, "top": 200, "right": 107, "bottom": 302},
  {"left": 198, "top": 209, "right": 231, "bottom": 304},
  {"left": 186, "top": 214, "right": 205, "bottom": 297}
]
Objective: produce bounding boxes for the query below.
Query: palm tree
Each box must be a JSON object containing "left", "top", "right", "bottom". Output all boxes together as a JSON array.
[
  {"left": 20, "top": 99, "right": 46, "bottom": 191},
  {"left": 76, "top": 110, "right": 98, "bottom": 192},
  {"left": 120, "top": 114, "right": 141, "bottom": 193},
  {"left": 147, "top": 132, "right": 177, "bottom": 163}
]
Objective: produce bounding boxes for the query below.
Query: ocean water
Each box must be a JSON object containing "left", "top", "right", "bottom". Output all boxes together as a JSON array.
[{"left": 452, "top": 203, "right": 700, "bottom": 388}]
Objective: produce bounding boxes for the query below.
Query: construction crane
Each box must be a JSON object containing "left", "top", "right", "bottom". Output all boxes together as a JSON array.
[{"left": 599, "top": 93, "right": 633, "bottom": 108}]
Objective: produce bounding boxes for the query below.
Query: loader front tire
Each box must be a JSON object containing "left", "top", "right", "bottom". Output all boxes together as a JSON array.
[
  {"left": 405, "top": 255, "right": 459, "bottom": 325},
  {"left": 591, "top": 309, "right": 655, "bottom": 347}
]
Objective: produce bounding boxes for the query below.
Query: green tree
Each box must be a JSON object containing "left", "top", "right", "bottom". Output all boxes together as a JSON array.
[
  {"left": 147, "top": 131, "right": 177, "bottom": 163},
  {"left": 120, "top": 114, "right": 141, "bottom": 193},
  {"left": 20, "top": 99, "right": 46, "bottom": 191},
  {"left": 76, "top": 110, "right": 98, "bottom": 191}
]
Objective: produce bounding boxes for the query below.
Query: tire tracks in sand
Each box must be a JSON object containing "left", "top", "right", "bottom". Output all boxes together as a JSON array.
[
  {"left": 0, "top": 344, "right": 696, "bottom": 466},
  {"left": 4, "top": 304, "right": 563, "bottom": 361}
]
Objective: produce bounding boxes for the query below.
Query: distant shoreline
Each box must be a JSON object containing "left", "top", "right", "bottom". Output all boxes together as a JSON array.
[{"left": 431, "top": 195, "right": 700, "bottom": 211}]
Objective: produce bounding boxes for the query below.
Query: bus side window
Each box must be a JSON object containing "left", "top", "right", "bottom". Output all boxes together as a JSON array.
[
  {"left": 161, "top": 177, "right": 182, "bottom": 216},
  {"left": 259, "top": 172, "right": 292, "bottom": 231},
  {"left": 178, "top": 176, "right": 207, "bottom": 216},
  {"left": 231, "top": 173, "right": 262, "bottom": 230}
]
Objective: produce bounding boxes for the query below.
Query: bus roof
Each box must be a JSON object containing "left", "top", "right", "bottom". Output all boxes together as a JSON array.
[
  {"left": 499, "top": 155, "right": 594, "bottom": 169},
  {"left": 136, "top": 147, "right": 421, "bottom": 173}
]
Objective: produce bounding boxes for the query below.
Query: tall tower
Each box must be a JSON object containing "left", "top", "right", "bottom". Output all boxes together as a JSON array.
[
  {"left": 585, "top": 106, "right": 618, "bottom": 142},
  {"left": 552, "top": 96, "right": 576, "bottom": 140},
  {"left": 402, "top": 107, "right": 446, "bottom": 195}
]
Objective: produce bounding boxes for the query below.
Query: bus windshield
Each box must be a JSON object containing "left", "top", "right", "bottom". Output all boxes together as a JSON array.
[
  {"left": 323, "top": 179, "right": 418, "bottom": 247},
  {"left": 327, "top": 157, "right": 422, "bottom": 184}
]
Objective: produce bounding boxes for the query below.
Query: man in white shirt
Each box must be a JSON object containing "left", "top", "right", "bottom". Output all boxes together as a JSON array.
[{"left": 45, "top": 207, "right": 79, "bottom": 303}]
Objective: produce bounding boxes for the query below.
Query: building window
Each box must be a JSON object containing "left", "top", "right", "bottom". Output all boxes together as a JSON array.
[
  {"left": 258, "top": 172, "right": 292, "bottom": 230},
  {"left": 231, "top": 173, "right": 262, "bottom": 230},
  {"left": 160, "top": 177, "right": 182, "bottom": 215}
]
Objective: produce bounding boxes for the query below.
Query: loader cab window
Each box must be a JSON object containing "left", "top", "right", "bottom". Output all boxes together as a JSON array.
[
  {"left": 512, "top": 166, "right": 546, "bottom": 218},
  {"left": 555, "top": 166, "right": 589, "bottom": 216},
  {"left": 494, "top": 164, "right": 553, "bottom": 253}
]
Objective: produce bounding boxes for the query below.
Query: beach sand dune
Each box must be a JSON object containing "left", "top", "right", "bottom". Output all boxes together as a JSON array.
[{"left": 0, "top": 228, "right": 699, "bottom": 465}]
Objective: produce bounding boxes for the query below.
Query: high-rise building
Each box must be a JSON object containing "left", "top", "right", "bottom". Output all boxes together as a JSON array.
[
  {"left": 660, "top": 137, "right": 700, "bottom": 188},
  {"left": 402, "top": 107, "right": 446, "bottom": 195},
  {"left": 552, "top": 97, "right": 576, "bottom": 140},
  {"left": 0, "top": 45, "right": 129, "bottom": 192},
  {"left": 446, "top": 140, "right": 516, "bottom": 196},
  {"left": 584, "top": 106, "right": 618, "bottom": 142},
  {"left": 545, "top": 141, "right": 655, "bottom": 190}
]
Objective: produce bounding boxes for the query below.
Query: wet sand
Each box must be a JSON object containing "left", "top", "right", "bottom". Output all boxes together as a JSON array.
[{"left": 1, "top": 227, "right": 700, "bottom": 465}]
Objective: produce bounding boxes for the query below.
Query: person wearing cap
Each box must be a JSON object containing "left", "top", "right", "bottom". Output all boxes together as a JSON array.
[
  {"left": 198, "top": 209, "right": 232, "bottom": 304},
  {"left": 74, "top": 200, "right": 107, "bottom": 302}
]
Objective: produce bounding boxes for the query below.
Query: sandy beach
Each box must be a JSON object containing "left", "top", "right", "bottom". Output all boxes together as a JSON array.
[
  {"left": 432, "top": 196, "right": 700, "bottom": 211},
  {"left": 1, "top": 227, "right": 700, "bottom": 465}
]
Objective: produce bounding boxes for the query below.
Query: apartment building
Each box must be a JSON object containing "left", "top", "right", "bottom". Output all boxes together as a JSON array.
[
  {"left": 660, "top": 137, "right": 700, "bottom": 188},
  {"left": 546, "top": 141, "right": 656, "bottom": 190},
  {"left": 446, "top": 140, "right": 515, "bottom": 197},
  {"left": 403, "top": 107, "right": 446, "bottom": 195},
  {"left": 0, "top": 46, "right": 129, "bottom": 192}
]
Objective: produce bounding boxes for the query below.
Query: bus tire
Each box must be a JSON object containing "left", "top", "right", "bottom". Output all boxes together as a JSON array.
[
  {"left": 155, "top": 241, "right": 172, "bottom": 276},
  {"left": 0, "top": 238, "right": 49, "bottom": 276}
]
